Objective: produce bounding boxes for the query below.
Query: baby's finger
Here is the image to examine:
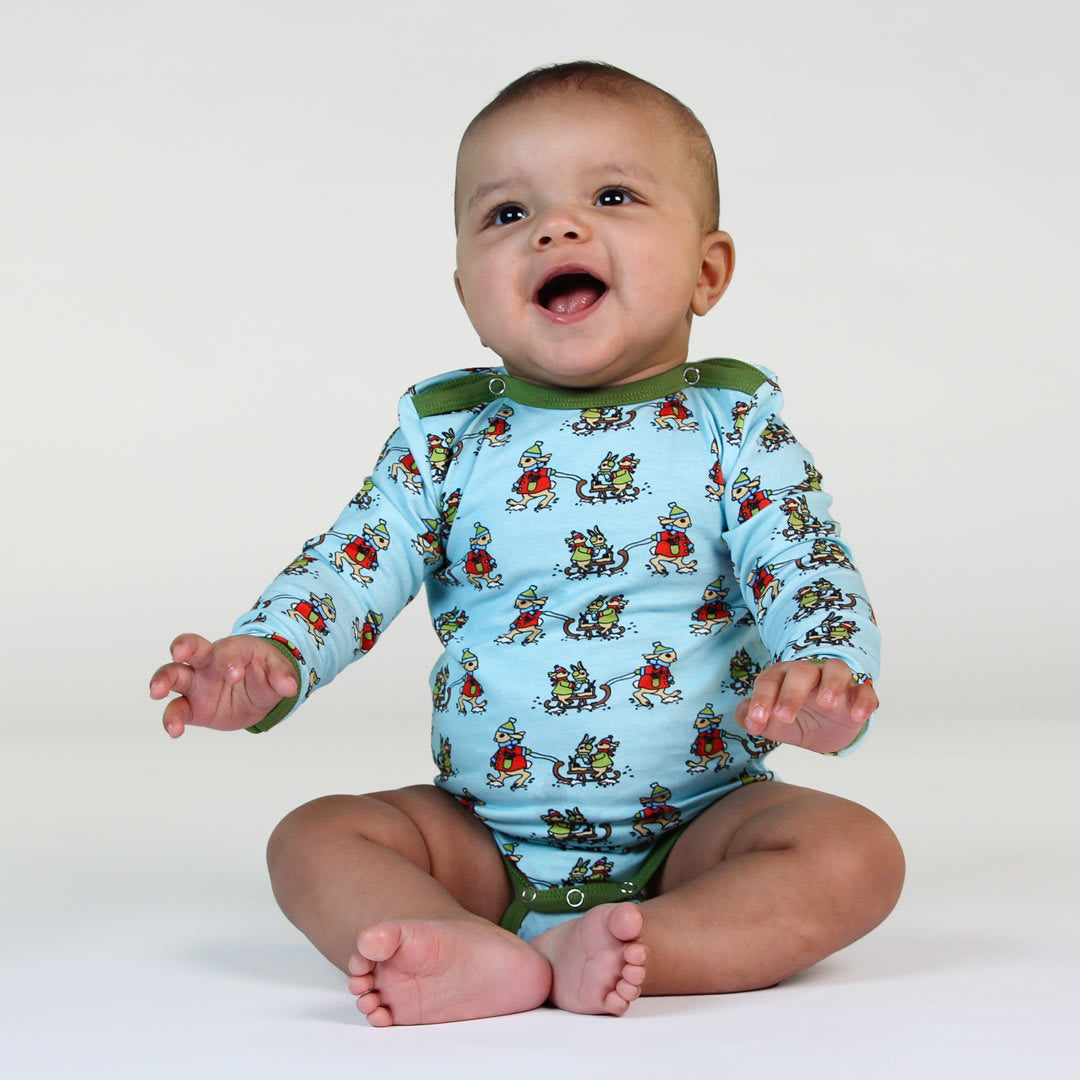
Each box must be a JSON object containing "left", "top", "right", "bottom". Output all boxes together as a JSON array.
[
  {"left": 222, "top": 635, "right": 298, "bottom": 697},
  {"left": 267, "top": 661, "right": 299, "bottom": 698},
  {"left": 149, "top": 661, "right": 195, "bottom": 700},
  {"left": 148, "top": 665, "right": 172, "bottom": 700},
  {"left": 770, "top": 662, "right": 821, "bottom": 724},
  {"left": 849, "top": 680, "right": 879, "bottom": 723},
  {"left": 170, "top": 633, "right": 214, "bottom": 668},
  {"left": 162, "top": 694, "right": 192, "bottom": 738},
  {"left": 209, "top": 630, "right": 270, "bottom": 682},
  {"left": 814, "top": 659, "right": 853, "bottom": 708},
  {"left": 741, "top": 664, "right": 786, "bottom": 734}
]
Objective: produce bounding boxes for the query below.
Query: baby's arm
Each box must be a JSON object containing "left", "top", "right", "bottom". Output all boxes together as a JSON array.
[
  {"left": 149, "top": 633, "right": 299, "bottom": 738},
  {"left": 717, "top": 375, "right": 881, "bottom": 756},
  {"left": 736, "top": 657, "right": 878, "bottom": 755}
]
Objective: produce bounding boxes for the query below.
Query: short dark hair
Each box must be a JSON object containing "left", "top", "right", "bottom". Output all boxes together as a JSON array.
[{"left": 460, "top": 61, "right": 720, "bottom": 229}]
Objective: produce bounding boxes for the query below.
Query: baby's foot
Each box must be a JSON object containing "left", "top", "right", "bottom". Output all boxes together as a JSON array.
[
  {"left": 531, "top": 902, "right": 647, "bottom": 1015},
  {"left": 347, "top": 918, "right": 551, "bottom": 1027}
]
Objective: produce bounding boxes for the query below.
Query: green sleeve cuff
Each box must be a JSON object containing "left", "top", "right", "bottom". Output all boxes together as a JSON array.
[{"left": 245, "top": 640, "right": 303, "bottom": 734}]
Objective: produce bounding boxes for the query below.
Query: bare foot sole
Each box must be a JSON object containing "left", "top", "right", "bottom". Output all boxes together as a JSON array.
[
  {"left": 347, "top": 918, "right": 552, "bottom": 1026},
  {"left": 531, "top": 902, "right": 647, "bottom": 1015}
]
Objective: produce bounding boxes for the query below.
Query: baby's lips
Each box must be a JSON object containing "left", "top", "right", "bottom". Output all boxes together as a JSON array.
[
  {"left": 535, "top": 263, "right": 606, "bottom": 300},
  {"left": 534, "top": 268, "right": 608, "bottom": 316}
]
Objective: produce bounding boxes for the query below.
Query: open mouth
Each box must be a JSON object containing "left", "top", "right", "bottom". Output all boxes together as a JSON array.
[{"left": 536, "top": 272, "right": 608, "bottom": 316}]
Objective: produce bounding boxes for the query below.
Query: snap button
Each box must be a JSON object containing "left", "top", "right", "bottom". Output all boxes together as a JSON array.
[
  {"left": 520, "top": 886, "right": 537, "bottom": 904},
  {"left": 488, "top": 376, "right": 507, "bottom": 395},
  {"left": 683, "top": 366, "right": 701, "bottom": 385},
  {"left": 565, "top": 888, "right": 586, "bottom": 909},
  {"left": 618, "top": 881, "right": 637, "bottom": 896}
]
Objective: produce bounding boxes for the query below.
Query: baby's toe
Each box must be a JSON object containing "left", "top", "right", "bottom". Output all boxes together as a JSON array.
[
  {"left": 356, "top": 921, "right": 401, "bottom": 963},
  {"left": 347, "top": 951, "right": 374, "bottom": 977},
  {"left": 608, "top": 902, "right": 644, "bottom": 943},
  {"left": 604, "top": 988, "right": 633, "bottom": 1015},
  {"left": 364, "top": 1002, "right": 394, "bottom": 1027},
  {"left": 354, "top": 987, "right": 383, "bottom": 1018}
]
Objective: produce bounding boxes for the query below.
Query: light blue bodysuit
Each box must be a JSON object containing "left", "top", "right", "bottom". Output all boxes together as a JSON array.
[{"left": 235, "top": 360, "right": 880, "bottom": 940}]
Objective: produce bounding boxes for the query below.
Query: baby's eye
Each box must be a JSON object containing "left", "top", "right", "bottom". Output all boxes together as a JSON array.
[
  {"left": 595, "top": 188, "right": 635, "bottom": 207},
  {"left": 490, "top": 203, "right": 527, "bottom": 226}
]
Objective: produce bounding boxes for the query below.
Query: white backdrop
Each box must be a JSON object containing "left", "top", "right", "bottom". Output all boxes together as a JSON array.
[
  {"left": 4, "top": 0, "right": 1074, "bottom": 733},
  {"left": 2, "top": 2, "right": 1078, "bottom": 1075}
]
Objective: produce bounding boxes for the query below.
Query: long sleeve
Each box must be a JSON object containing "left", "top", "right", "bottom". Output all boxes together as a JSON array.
[
  {"left": 231, "top": 392, "right": 443, "bottom": 729},
  {"left": 720, "top": 377, "right": 880, "bottom": 693}
]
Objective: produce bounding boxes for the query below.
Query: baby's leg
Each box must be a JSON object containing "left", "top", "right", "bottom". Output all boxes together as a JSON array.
[
  {"left": 638, "top": 781, "right": 904, "bottom": 995},
  {"left": 266, "top": 785, "right": 550, "bottom": 1025}
]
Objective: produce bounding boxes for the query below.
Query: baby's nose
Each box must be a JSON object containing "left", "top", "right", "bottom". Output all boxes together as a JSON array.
[
  {"left": 537, "top": 227, "right": 579, "bottom": 245},
  {"left": 532, "top": 207, "right": 588, "bottom": 247}
]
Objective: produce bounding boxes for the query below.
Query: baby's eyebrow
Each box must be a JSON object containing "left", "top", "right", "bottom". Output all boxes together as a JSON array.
[
  {"left": 465, "top": 177, "right": 524, "bottom": 214},
  {"left": 589, "top": 161, "right": 657, "bottom": 186}
]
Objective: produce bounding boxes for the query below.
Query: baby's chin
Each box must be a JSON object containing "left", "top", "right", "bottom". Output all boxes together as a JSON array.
[{"left": 500, "top": 353, "right": 684, "bottom": 391}]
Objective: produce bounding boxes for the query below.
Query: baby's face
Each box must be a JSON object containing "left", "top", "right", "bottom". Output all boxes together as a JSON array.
[{"left": 454, "top": 92, "right": 732, "bottom": 389}]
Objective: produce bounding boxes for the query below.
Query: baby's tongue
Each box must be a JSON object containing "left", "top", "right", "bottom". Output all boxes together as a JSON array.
[{"left": 546, "top": 275, "right": 604, "bottom": 315}]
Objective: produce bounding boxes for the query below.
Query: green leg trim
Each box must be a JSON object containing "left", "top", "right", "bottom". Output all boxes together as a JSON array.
[{"left": 498, "top": 827, "right": 686, "bottom": 935}]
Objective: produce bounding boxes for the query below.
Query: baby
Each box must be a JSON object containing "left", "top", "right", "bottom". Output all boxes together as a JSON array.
[{"left": 150, "top": 61, "right": 904, "bottom": 1026}]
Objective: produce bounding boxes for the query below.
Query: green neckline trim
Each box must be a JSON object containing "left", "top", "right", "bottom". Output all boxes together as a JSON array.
[{"left": 412, "top": 358, "right": 766, "bottom": 418}]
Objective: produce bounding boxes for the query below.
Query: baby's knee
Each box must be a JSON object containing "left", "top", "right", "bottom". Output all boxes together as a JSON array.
[
  {"left": 822, "top": 806, "right": 905, "bottom": 926},
  {"left": 267, "top": 795, "right": 346, "bottom": 876}
]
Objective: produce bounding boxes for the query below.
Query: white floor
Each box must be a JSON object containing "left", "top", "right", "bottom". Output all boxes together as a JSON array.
[{"left": 4, "top": 718, "right": 1077, "bottom": 1080}]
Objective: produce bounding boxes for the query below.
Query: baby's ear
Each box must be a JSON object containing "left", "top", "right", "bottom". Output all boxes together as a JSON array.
[{"left": 692, "top": 231, "right": 735, "bottom": 316}]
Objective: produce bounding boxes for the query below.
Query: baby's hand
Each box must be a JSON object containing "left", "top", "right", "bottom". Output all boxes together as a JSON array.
[
  {"left": 149, "top": 633, "right": 298, "bottom": 738},
  {"left": 734, "top": 658, "right": 877, "bottom": 755}
]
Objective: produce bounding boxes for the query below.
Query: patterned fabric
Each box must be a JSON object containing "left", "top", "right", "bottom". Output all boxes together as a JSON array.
[{"left": 234, "top": 360, "right": 879, "bottom": 937}]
